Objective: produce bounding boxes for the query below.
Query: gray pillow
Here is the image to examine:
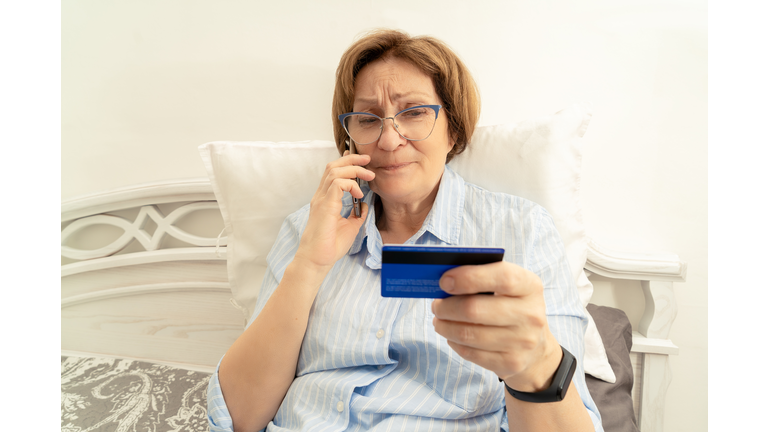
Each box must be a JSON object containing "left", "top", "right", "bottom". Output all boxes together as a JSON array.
[{"left": 585, "top": 304, "right": 639, "bottom": 432}]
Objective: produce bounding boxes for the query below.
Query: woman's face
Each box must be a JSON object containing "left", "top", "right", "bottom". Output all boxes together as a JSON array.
[{"left": 352, "top": 57, "right": 454, "bottom": 208}]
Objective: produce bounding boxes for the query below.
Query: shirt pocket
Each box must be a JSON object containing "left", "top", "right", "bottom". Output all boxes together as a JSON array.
[{"left": 423, "top": 300, "right": 503, "bottom": 414}]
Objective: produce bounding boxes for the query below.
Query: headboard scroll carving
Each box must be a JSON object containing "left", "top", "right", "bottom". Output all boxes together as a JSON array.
[{"left": 61, "top": 202, "right": 228, "bottom": 261}]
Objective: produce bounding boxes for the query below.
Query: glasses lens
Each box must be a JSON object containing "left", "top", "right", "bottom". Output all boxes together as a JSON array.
[
  {"left": 344, "top": 114, "right": 382, "bottom": 145},
  {"left": 343, "top": 106, "right": 438, "bottom": 144},
  {"left": 394, "top": 106, "right": 437, "bottom": 141}
]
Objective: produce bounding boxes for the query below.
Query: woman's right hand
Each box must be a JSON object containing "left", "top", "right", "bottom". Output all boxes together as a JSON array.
[{"left": 293, "top": 151, "right": 375, "bottom": 272}]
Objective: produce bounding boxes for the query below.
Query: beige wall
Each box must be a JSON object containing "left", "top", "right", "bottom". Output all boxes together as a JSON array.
[{"left": 62, "top": 1, "right": 707, "bottom": 430}]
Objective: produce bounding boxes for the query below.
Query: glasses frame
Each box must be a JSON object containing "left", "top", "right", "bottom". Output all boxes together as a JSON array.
[{"left": 338, "top": 104, "right": 443, "bottom": 145}]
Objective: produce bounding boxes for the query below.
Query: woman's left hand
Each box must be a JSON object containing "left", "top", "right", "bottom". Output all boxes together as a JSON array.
[{"left": 431, "top": 261, "right": 564, "bottom": 392}]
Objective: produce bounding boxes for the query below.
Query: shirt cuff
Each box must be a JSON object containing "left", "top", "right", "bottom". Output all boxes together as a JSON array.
[{"left": 207, "top": 355, "right": 235, "bottom": 432}]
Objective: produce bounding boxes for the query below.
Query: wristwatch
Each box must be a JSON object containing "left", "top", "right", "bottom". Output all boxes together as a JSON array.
[{"left": 499, "top": 345, "right": 577, "bottom": 403}]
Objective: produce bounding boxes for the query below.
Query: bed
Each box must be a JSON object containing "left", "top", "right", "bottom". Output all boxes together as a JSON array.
[{"left": 61, "top": 103, "right": 686, "bottom": 432}]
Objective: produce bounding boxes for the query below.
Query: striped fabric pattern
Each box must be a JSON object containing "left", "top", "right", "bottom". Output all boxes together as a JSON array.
[{"left": 208, "top": 166, "right": 603, "bottom": 432}]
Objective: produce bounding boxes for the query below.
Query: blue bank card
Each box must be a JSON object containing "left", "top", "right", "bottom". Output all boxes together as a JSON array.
[{"left": 381, "top": 245, "right": 505, "bottom": 298}]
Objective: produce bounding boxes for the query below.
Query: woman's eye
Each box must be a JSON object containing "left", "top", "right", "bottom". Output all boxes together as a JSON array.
[
  {"left": 357, "top": 116, "right": 378, "bottom": 126},
  {"left": 401, "top": 108, "right": 428, "bottom": 119}
]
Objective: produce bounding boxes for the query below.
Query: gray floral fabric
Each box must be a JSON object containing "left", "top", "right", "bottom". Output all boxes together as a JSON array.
[{"left": 61, "top": 356, "right": 211, "bottom": 432}]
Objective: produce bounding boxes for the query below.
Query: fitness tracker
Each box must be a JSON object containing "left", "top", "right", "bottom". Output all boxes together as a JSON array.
[{"left": 499, "top": 345, "right": 577, "bottom": 403}]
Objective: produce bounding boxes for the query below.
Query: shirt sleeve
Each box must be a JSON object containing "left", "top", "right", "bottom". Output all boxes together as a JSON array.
[
  {"left": 525, "top": 205, "right": 605, "bottom": 432},
  {"left": 206, "top": 207, "right": 309, "bottom": 432}
]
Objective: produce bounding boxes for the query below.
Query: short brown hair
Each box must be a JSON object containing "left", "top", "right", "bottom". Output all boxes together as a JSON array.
[{"left": 332, "top": 29, "right": 480, "bottom": 163}]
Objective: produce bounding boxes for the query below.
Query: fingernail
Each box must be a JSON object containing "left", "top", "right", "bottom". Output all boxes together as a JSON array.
[{"left": 441, "top": 276, "right": 454, "bottom": 292}]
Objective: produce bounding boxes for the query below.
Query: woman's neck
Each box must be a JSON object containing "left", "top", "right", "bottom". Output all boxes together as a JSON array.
[{"left": 375, "top": 183, "right": 440, "bottom": 245}]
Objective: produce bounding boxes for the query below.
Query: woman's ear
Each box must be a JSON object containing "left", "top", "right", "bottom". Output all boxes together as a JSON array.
[
  {"left": 448, "top": 134, "right": 457, "bottom": 153},
  {"left": 444, "top": 134, "right": 459, "bottom": 163}
]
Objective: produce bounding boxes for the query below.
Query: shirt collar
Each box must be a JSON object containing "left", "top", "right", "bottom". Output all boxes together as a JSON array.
[
  {"left": 347, "top": 165, "right": 466, "bottom": 268},
  {"left": 419, "top": 165, "right": 465, "bottom": 245}
]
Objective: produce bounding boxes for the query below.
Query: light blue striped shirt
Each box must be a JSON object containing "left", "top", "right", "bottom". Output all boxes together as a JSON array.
[{"left": 208, "top": 165, "right": 603, "bottom": 431}]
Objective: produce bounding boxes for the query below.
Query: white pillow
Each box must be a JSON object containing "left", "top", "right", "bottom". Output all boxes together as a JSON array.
[
  {"left": 199, "top": 141, "right": 340, "bottom": 324},
  {"left": 198, "top": 102, "right": 616, "bottom": 383}
]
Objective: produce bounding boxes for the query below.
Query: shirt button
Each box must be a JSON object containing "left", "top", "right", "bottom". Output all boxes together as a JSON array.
[
  {"left": 376, "top": 329, "right": 385, "bottom": 339},
  {"left": 336, "top": 401, "right": 344, "bottom": 412},
  {"left": 378, "top": 365, "right": 385, "bottom": 370}
]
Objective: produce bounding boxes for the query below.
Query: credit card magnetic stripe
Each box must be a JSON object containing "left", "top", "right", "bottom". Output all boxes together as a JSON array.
[{"left": 381, "top": 250, "right": 504, "bottom": 265}]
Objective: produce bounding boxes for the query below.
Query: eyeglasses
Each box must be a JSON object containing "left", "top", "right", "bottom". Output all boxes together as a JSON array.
[{"left": 338, "top": 105, "right": 442, "bottom": 145}]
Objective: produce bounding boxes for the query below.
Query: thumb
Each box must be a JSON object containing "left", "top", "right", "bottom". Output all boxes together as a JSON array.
[
  {"left": 347, "top": 202, "right": 369, "bottom": 224},
  {"left": 340, "top": 202, "right": 368, "bottom": 242}
]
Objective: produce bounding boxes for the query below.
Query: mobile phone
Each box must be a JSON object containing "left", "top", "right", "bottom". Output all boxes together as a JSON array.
[
  {"left": 347, "top": 140, "right": 362, "bottom": 218},
  {"left": 381, "top": 245, "right": 505, "bottom": 298}
]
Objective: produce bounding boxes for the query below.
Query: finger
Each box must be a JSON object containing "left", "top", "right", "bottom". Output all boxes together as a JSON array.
[
  {"left": 347, "top": 201, "right": 369, "bottom": 221},
  {"left": 431, "top": 295, "right": 526, "bottom": 326},
  {"left": 439, "top": 261, "right": 542, "bottom": 297},
  {"left": 324, "top": 165, "right": 375, "bottom": 184},
  {"left": 317, "top": 155, "right": 370, "bottom": 189},
  {"left": 444, "top": 340, "right": 530, "bottom": 377},
  {"left": 322, "top": 177, "right": 366, "bottom": 203},
  {"left": 324, "top": 154, "right": 371, "bottom": 172},
  {"left": 318, "top": 165, "right": 375, "bottom": 199},
  {"left": 433, "top": 317, "right": 527, "bottom": 352},
  {"left": 333, "top": 202, "right": 369, "bottom": 246},
  {"left": 316, "top": 154, "right": 373, "bottom": 198}
]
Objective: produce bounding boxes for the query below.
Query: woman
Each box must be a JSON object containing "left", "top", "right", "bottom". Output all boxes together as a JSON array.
[{"left": 208, "top": 29, "right": 602, "bottom": 432}]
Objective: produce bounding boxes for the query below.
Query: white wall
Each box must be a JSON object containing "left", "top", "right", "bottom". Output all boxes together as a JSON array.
[{"left": 62, "top": 1, "right": 707, "bottom": 430}]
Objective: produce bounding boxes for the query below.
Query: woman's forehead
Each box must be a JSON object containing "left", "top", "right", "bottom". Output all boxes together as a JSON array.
[{"left": 354, "top": 57, "right": 437, "bottom": 106}]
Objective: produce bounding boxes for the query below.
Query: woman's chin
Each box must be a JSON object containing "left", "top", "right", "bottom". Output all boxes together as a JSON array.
[{"left": 369, "top": 181, "right": 414, "bottom": 203}]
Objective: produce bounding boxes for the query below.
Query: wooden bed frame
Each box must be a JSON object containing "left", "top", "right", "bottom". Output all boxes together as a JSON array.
[{"left": 61, "top": 178, "right": 687, "bottom": 432}]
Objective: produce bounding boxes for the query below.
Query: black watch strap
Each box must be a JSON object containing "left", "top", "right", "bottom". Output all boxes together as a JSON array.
[{"left": 499, "top": 346, "right": 577, "bottom": 403}]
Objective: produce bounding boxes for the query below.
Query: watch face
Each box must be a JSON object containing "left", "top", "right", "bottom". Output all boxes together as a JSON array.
[{"left": 557, "top": 348, "right": 578, "bottom": 401}]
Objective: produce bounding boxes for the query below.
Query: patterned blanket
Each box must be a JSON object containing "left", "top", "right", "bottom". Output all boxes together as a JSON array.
[{"left": 61, "top": 356, "right": 211, "bottom": 432}]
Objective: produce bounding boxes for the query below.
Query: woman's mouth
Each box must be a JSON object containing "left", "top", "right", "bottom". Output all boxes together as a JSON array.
[{"left": 378, "top": 162, "right": 412, "bottom": 172}]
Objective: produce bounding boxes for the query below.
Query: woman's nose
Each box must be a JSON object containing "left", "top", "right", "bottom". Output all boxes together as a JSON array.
[{"left": 377, "top": 117, "right": 406, "bottom": 151}]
